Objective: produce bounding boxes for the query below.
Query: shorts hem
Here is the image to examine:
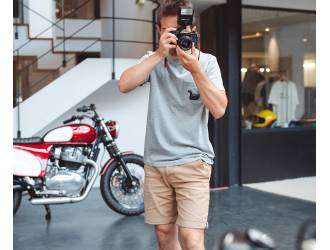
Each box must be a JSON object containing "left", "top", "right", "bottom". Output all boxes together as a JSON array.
[
  {"left": 176, "top": 219, "right": 208, "bottom": 229},
  {"left": 144, "top": 218, "right": 177, "bottom": 225}
]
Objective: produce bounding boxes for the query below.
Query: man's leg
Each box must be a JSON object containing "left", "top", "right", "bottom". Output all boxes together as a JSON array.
[
  {"left": 155, "top": 224, "right": 182, "bottom": 250},
  {"left": 178, "top": 227, "right": 205, "bottom": 250},
  {"left": 168, "top": 160, "right": 212, "bottom": 250}
]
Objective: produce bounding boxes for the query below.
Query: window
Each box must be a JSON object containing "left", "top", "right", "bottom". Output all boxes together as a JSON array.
[{"left": 241, "top": 8, "right": 316, "bottom": 129}]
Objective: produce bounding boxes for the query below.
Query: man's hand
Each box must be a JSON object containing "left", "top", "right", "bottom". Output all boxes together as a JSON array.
[
  {"left": 176, "top": 44, "right": 202, "bottom": 74},
  {"left": 156, "top": 27, "right": 177, "bottom": 58}
]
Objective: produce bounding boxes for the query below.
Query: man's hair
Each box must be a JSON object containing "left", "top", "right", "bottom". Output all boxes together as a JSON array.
[{"left": 157, "top": 0, "right": 196, "bottom": 28}]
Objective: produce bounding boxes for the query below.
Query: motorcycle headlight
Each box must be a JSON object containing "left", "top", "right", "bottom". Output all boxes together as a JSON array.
[{"left": 106, "top": 120, "right": 120, "bottom": 139}]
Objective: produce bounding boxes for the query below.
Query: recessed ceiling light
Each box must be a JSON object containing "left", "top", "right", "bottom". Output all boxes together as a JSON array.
[
  {"left": 265, "top": 28, "right": 270, "bottom": 32},
  {"left": 303, "top": 38, "right": 308, "bottom": 42}
]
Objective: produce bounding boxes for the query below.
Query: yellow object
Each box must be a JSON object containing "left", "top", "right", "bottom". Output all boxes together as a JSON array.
[{"left": 253, "top": 110, "right": 277, "bottom": 128}]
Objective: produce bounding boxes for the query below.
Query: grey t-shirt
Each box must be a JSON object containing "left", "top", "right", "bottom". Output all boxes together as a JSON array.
[{"left": 138, "top": 50, "right": 225, "bottom": 167}]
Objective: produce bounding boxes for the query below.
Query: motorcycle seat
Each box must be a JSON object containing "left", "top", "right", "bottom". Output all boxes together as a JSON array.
[{"left": 13, "top": 137, "right": 43, "bottom": 144}]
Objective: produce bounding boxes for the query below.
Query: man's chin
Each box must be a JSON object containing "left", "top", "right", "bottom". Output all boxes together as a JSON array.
[{"left": 169, "top": 49, "right": 177, "bottom": 57}]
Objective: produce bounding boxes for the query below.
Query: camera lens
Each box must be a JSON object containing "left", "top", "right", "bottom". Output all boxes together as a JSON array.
[{"left": 178, "top": 35, "right": 193, "bottom": 51}]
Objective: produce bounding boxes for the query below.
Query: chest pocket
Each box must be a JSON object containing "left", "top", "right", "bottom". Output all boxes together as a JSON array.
[{"left": 182, "top": 81, "right": 203, "bottom": 106}]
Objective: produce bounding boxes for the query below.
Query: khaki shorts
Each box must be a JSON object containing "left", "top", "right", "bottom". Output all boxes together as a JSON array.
[{"left": 143, "top": 159, "right": 212, "bottom": 229}]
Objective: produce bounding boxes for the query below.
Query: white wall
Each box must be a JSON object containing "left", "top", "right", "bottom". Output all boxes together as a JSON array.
[
  {"left": 28, "top": 0, "right": 55, "bottom": 38},
  {"left": 100, "top": 0, "right": 156, "bottom": 58},
  {"left": 13, "top": 58, "right": 140, "bottom": 137},
  {"left": 55, "top": 19, "right": 101, "bottom": 38}
]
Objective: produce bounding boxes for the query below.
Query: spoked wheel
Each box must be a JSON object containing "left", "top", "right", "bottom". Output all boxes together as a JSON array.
[{"left": 100, "top": 154, "right": 145, "bottom": 216}]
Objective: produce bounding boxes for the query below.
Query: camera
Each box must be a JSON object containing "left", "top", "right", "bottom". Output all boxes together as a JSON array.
[{"left": 170, "top": 7, "right": 198, "bottom": 51}]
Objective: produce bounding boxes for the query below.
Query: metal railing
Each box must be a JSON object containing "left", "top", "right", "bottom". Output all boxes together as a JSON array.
[
  {"left": 14, "top": 0, "right": 98, "bottom": 137},
  {"left": 14, "top": 0, "right": 159, "bottom": 138}
]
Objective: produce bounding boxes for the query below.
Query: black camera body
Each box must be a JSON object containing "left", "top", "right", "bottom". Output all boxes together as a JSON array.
[{"left": 171, "top": 7, "right": 198, "bottom": 51}]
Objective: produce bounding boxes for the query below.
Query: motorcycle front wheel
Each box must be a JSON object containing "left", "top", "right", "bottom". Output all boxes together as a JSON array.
[
  {"left": 100, "top": 154, "right": 145, "bottom": 216},
  {"left": 13, "top": 190, "right": 22, "bottom": 216}
]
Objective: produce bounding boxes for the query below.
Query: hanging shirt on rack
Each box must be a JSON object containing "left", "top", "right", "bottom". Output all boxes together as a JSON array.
[{"left": 268, "top": 80, "right": 299, "bottom": 127}]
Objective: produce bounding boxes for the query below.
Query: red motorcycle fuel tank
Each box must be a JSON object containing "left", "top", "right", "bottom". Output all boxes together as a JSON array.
[{"left": 43, "top": 124, "right": 97, "bottom": 144}]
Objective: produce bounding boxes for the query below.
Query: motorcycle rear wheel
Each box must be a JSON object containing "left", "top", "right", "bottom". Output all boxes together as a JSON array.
[
  {"left": 13, "top": 190, "right": 22, "bottom": 216},
  {"left": 100, "top": 154, "right": 145, "bottom": 216}
]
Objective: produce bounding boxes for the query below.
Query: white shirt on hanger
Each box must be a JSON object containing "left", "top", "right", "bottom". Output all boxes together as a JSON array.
[{"left": 268, "top": 80, "right": 299, "bottom": 127}]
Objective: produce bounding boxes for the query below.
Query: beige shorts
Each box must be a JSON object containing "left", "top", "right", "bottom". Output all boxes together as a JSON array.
[{"left": 143, "top": 159, "right": 212, "bottom": 229}]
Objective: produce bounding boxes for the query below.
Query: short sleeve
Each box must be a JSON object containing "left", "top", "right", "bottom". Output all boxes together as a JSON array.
[
  {"left": 138, "top": 52, "right": 150, "bottom": 64},
  {"left": 206, "top": 55, "right": 225, "bottom": 91},
  {"left": 290, "top": 81, "right": 300, "bottom": 106},
  {"left": 268, "top": 82, "right": 279, "bottom": 105},
  {"left": 137, "top": 51, "right": 153, "bottom": 86}
]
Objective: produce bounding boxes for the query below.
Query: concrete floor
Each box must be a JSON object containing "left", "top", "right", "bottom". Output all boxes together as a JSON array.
[
  {"left": 245, "top": 177, "right": 316, "bottom": 202},
  {"left": 14, "top": 187, "right": 315, "bottom": 250}
]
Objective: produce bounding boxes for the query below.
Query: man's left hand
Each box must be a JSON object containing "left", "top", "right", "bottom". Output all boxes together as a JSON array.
[{"left": 176, "top": 44, "right": 202, "bottom": 74}]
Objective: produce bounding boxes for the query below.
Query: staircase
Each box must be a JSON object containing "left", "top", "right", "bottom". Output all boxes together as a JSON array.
[
  {"left": 13, "top": 0, "right": 102, "bottom": 107},
  {"left": 14, "top": 21, "right": 101, "bottom": 105},
  {"left": 13, "top": 0, "right": 153, "bottom": 137},
  {"left": 13, "top": 58, "right": 139, "bottom": 137}
]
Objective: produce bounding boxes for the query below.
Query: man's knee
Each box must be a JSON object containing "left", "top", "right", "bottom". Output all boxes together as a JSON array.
[
  {"left": 155, "top": 224, "right": 178, "bottom": 238},
  {"left": 155, "top": 224, "right": 180, "bottom": 250},
  {"left": 178, "top": 227, "right": 204, "bottom": 250}
]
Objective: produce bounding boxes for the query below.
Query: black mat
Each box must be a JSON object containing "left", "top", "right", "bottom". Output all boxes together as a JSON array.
[{"left": 13, "top": 187, "right": 315, "bottom": 250}]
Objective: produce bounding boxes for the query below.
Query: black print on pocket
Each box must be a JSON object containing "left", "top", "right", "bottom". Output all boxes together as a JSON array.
[{"left": 187, "top": 89, "right": 200, "bottom": 100}]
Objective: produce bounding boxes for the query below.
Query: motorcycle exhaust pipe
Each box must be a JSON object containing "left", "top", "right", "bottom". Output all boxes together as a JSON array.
[{"left": 30, "top": 159, "right": 100, "bottom": 205}]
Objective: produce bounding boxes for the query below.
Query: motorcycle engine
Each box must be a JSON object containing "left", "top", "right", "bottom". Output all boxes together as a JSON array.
[{"left": 45, "top": 147, "right": 88, "bottom": 196}]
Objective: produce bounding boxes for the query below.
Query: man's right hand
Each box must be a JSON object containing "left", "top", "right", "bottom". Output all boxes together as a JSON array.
[{"left": 156, "top": 27, "right": 178, "bottom": 58}]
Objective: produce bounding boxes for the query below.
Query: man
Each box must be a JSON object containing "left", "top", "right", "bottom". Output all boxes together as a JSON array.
[{"left": 118, "top": 0, "right": 227, "bottom": 249}]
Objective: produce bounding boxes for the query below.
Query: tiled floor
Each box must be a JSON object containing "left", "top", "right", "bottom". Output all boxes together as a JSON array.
[{"left": 14, "top": 187, "right": 315, "bottom": 250}]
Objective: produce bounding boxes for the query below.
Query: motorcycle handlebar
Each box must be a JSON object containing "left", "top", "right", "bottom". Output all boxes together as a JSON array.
[
  {"left": 77, "top": 104, "right": 96, "bottom": 113},
  {"left": 63, "top": 116, "right": 77, "bottom": 124}
]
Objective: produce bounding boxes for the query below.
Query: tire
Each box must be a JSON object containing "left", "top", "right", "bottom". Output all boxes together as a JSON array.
[
  {"left": 100, "top": 154, "right": 145, "bottom": 216},
  {"left": 13, "top": 190, "right": 22, "bottom": 216}
]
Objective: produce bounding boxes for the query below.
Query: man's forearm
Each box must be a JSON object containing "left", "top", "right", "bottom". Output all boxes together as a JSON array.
[
  {"left": 191, "top": 67, "right": 228, "bottom": 119},
  {"left": 119, "top": 52, "right": 164, "bottom": 93}
]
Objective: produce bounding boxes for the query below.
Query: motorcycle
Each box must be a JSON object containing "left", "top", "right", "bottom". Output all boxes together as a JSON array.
[{"left": 13, "top": 104, "right": 145, "bottom": 220}]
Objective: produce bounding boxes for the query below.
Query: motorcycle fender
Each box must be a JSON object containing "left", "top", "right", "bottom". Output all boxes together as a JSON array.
[
  {"left": 13, "top": 148, "right": 43, "bottom": 177},
  {"left": 100, "top": 151, "right": 135, "bottom": 176}
]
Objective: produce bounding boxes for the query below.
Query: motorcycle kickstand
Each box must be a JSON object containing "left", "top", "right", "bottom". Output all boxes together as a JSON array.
[{"left": 44, "top": 205, "right": 51, "bottom": 221}]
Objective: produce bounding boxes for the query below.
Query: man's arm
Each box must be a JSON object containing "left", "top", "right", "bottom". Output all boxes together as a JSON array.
[
  {"left": 190, "top": 67, "right": 228, "bottom": 119},
  {"left": 176, "top": 46, "right": 228, "bottom": 119},
  {"left": 118, "top": 27, "right": 177, "bottom": 93},
  {"left": 118, "top": 52, "right": 163, "bottom": 93}
]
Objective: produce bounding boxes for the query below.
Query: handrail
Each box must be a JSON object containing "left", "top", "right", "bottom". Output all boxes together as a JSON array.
[
  {"left": 13, "top": 0, "right": 95, "bottom": 53},
  {"left": 17, "top": 18, "right": 97, "bottom": 75},
  {"left": 30, "top": 38, "right": 100, "bottom": 88},
  {"left": 20, "top": 1, "right": 63, "bottom": 30}
]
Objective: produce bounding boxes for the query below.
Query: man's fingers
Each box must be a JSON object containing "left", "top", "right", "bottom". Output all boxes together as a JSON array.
[
  {"left": 165, "top": 27, "right": 177, "bottom": 32},
  {"left": 161, "top": 31, "right": 176, "bottom": 40},
  {"left": 165, "top": 37, "right": 177, "bottom": 45},
  {"left": 166, "top": 32, "right": 178, "bottom": 40},
  {"left": 166, "top": 44, "right": 177, "bottom": 49},
  {"left": 191, "top": 43, "right": 197, "bottom": 57},
  {"left": 176, "top": 46, "right": 189, "bottom": 58}
]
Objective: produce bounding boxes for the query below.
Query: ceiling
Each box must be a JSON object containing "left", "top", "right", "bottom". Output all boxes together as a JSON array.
[
  {"left": 191, "top": 0, "right": 226, "bottom": 12},
  {"left": 242, "top": 8, "right": 315, "bottom": 34}
]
